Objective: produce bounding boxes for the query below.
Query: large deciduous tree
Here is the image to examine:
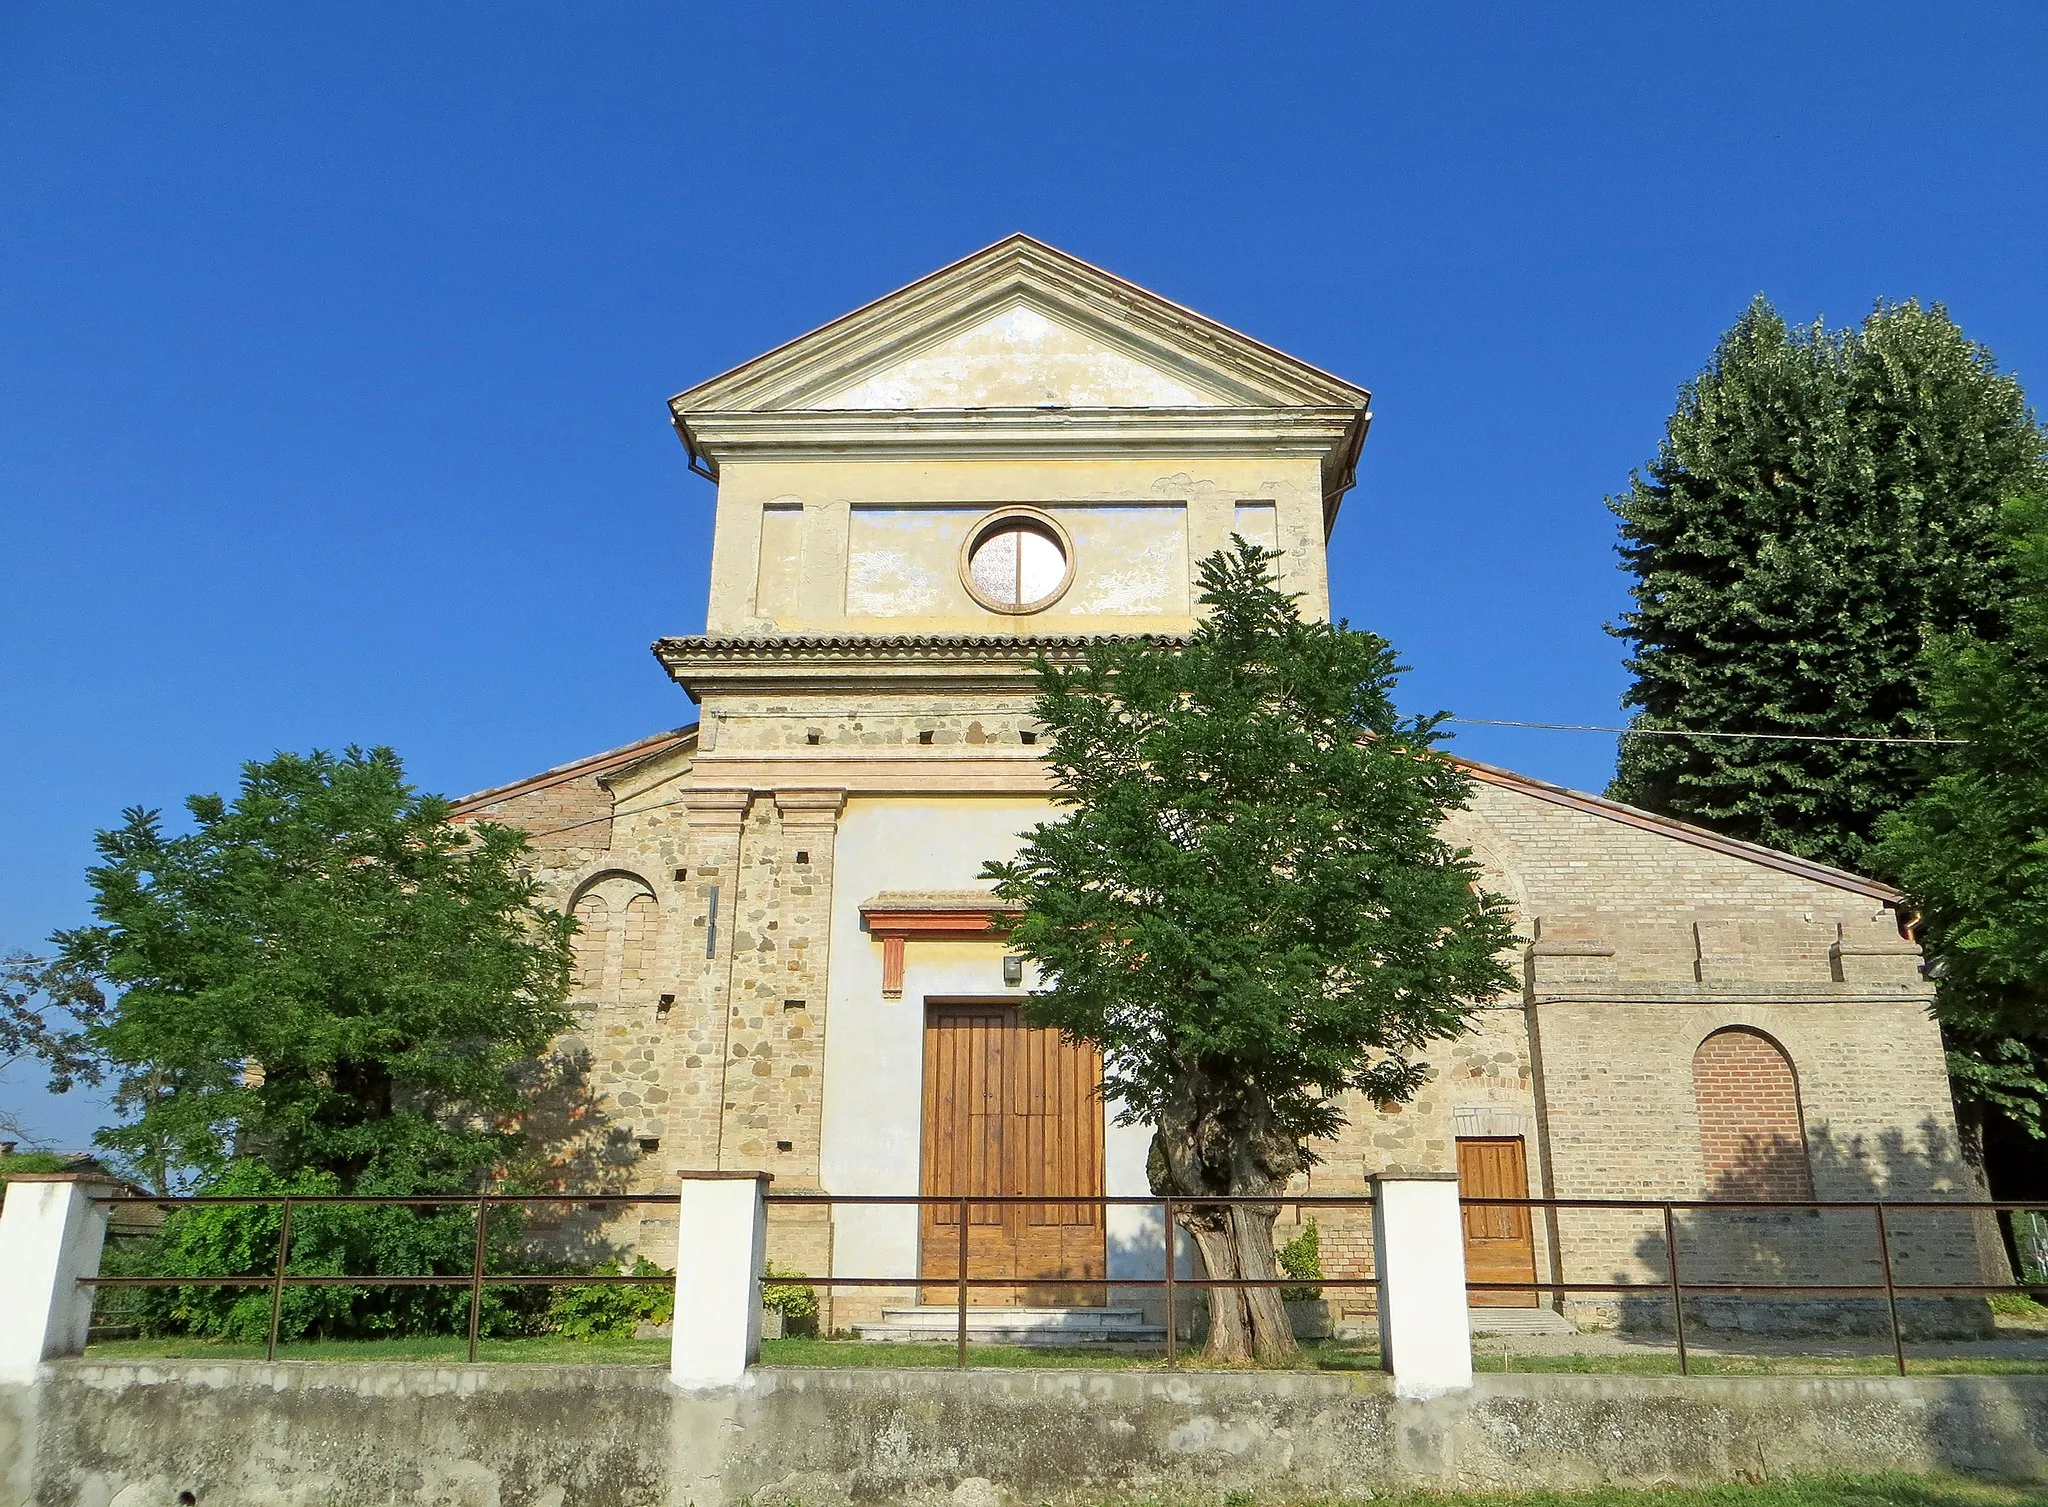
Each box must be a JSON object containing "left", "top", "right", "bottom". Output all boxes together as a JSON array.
[
  {"left": 1, "top": 951, "right": 106, "bottom": 1148},
  {"left": 40, "top": 747, "right": 580, "bottom": 1340},
  {"left": 985, "top": 541, "right": 1517, "bottom": 1363},
  {"left": 1608, "top": 297, "right": 2045, "bottom": 876},
  {"left": 1878, "top": 495, "right": 2048, "bottom": 1141},
  {"left": 53, "top": 747, "right": 577, "bottom": 1194}
]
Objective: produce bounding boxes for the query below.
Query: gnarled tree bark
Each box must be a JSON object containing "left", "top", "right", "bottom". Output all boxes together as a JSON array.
[{"left": 1148, "top": 1075, "right": 1305, "bottom": 1364}]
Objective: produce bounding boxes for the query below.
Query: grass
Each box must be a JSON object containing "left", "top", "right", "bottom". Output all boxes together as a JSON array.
[
  {"left": 1472, "top": 1351, "right": 2048, "bottom": 1377},
  {"left": 755, "top": 1336, "right": 1386, "bottom": 1370},
  {"left": 80, "top": 1333, "right": 2048, "bottom": 1376},
  {"left": 1989, "top": 1293, "right": 2048, "bottom": 1319},
  {"left": 1303, "top": 1476, "right": 2048, "bottom": 1507},
  {"left": 85, "top": 1334, "right": 672, "bottom": 1364}
]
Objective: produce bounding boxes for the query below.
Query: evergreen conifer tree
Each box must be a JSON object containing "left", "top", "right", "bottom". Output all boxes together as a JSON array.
[{"left": 1608, "top": 298, "right": 2045, "bottom": 875}]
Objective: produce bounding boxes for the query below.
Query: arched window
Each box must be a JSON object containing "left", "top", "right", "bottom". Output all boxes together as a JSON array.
[
  {"left": 572, "top": 891, "right": 611, "bottom": 994},
  {"left": 1692, "top": 1027, "right": 1814, "bottom": 1201},
  {"left": 619, "top": 891, "right": 658, "bottom": 997},
  {"left": 568, "top": 872, "right": 660, "bottom": 1000}
]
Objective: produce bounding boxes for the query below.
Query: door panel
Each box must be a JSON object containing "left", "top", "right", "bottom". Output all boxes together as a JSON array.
[
  {"left": 921, "top": 1004, "right": 1106, "bottom": 1305},
  {"left": 1457, "top": 1136, "right": 1537, "bottom": 1307}
]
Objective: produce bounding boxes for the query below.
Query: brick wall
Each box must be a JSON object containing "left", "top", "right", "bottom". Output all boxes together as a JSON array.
[{"left": 1692, "top": 1028, "right": 1814, "bottom": 1200}]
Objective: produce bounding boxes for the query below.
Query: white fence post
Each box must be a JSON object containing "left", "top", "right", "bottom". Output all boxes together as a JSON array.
[
  {"left": 670, "top": 1171, "right": 770, "bottom": 1388},
  {"left": 0, "top": 1173, "right": 121, "bottom": 1383},
  {"left": 1369, "top": 1172, "right": 1473, "bottom": 1399}
]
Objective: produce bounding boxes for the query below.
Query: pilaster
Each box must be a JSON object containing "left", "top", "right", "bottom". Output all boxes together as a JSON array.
[
  {"left": 678, "top": 789, "right": 752, "bottom": 1170},
  {"left": 716, "top": 789, "right": 845, "bottom": 1184}
]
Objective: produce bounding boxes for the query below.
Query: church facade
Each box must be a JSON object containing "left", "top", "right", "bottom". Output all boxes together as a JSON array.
[{"left": 455, "top": 237, "right": 1990, "bottom": 1334}]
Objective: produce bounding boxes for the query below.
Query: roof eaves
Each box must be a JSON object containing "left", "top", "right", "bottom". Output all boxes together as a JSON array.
[
  {"left": 653, "top": 632, "right": 1187, "bottom": 653},
  {"left": 1453, "top": 755, "right": 1904, "bottom": 904},
  {"left": 597, "top": 732, "right": 702, "bottom": 791},
  {"left": 449, "top": 726, "right": 699, "bottom": 816}
]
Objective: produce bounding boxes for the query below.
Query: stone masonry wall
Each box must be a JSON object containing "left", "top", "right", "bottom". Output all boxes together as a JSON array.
[
  {"left": 1291, "top": 781, "right": 1980, "bottom": 1336},
  {"left": 451, "top": 739, "right": 716, "bottom": 1263},
  {"left": 456, "top": 721, "right": 1981, "bottom": 1335},
  {"left": 712, "top": 790, "right": 842, "bottom": 1306},
  {"left": 702, "top": 692, "right": 1045, "bottom": 752}
]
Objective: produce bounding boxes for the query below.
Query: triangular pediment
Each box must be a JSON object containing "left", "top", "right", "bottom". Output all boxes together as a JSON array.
[
  {"left": 812, "top": 300, "right": 1223, "bottom": 409},
  {"left": 672, "top": 235, "right": 1367, "bottom": 416}
]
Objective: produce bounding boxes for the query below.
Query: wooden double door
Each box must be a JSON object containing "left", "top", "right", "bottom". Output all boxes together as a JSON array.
[
  {"left": 1457, "top": 1136, "right": 1538, "bottom": 1307},
  {"left": 919, "top": 1003, "right": 1107, "bottom": 1306}
]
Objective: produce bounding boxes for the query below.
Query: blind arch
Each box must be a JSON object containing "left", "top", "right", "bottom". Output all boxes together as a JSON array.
[{"left": 1692, "top": 1026, "right": 1815, "bottom": 1201}]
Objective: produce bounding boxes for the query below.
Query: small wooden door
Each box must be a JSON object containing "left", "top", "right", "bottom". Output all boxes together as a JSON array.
[
  {"left": 1457, "top": 1136, "right": 1537, "bottom": 1307},
  {"left": 920, "top": 1003, "right": 1107, "bottom": 1306}
]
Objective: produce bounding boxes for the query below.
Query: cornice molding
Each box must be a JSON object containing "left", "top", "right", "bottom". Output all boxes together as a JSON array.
[
  {"left": 680, "top": 405, "right": 1360, "bottom": 460},
  {"left": 657, "top": 631, "right": 1180, "bottom": 658},
  {"left": 860, "top": 892, "right": 1019, "bottom": 997},
  {"left": 688, "top": 751, "right": 1052, "bottom": 798},
  {"left": 1526, "top": 985, "right": 1935, "bottom": 1006},
  {"left": 773, "top": 787, "right": 848, "bottom": 825},
  {"left": 670, "top": 235, "right": 1368, "bottom": 417},
  {"left": 680, "top": 407, "right": 1368, "bottom": 514},
  {"left": 654, "top": 632, "right": 1184, "bottom": 700}
]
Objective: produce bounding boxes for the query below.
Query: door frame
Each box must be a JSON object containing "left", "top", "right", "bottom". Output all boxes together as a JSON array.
[
  {"left": 1456, "top": 1134, "right": 1538, "bottom": 1307},
  {"left": 917, "top": 997, "right": 1107, "bottom": 1305}
]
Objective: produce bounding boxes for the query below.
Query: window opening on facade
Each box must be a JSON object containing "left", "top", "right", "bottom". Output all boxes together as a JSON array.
[{"left": 961, "top": 508, "right": 1074, "bottom": 613}]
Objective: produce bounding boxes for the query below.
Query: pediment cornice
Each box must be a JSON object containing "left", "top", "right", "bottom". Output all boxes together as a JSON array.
[
  {"left": 681, "top": 404, "right": 1362, "bottom": 478},
  {"left": 671, "top": 234, "right": 1368, "bottom": 424}
]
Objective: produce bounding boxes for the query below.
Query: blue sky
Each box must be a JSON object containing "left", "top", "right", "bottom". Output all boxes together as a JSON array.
[{"left": 4, "top": 6, "right": 2044, "bottom": 1145}]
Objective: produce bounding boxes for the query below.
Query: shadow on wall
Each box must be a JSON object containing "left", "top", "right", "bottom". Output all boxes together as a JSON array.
[
  {"left": 1614, "top": 1120, "right": 1999, "bottom": 1340},
  {"left": 503, "top": 1043, "right": 646, "bottom": 1270}
]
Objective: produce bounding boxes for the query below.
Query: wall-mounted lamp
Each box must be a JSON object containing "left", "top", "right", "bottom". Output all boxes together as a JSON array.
[{"left": 1003, "top": 954, "right": 1025, "bottom": 988}]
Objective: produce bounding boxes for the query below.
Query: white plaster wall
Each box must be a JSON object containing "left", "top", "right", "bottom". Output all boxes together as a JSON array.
[
  {"left": 821, "top": 795, "right": 1174, "bottom": 1287},
  {"left": 1105, "top": 1111, "right": 1190, "bottom": 1280},
  {"left": 704, "top": 454, "right": 1330, "bottom": 634},
  {"left": 844, "top": 502, "right": 1188, "bottom": 622},
  {"left": 1063, "top": 505, "right": 1189, "bottom": 617},
  {"left": 822, "top": 797, "right": 1039, "bottom": 1282}
]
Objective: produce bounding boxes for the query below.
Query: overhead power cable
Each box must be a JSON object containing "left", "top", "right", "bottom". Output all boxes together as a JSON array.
[{"left": 1445, "top": 718, "right": 1965, "bottom": 746}]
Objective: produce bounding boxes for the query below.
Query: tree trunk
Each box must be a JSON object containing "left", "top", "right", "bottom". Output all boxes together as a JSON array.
[
  {"left": 1148, "top": 1077, "right": 1304, "bottom": 1364},
  {"left": 1183, "top": 1200, "right": 1297, "bottom": 1364},
  {"left": 1952, "top": 1094, "right": 2021, "bottom": 1289}
]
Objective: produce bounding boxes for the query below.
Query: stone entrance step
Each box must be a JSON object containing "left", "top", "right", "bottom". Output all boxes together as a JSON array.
[
  {"left": 855, "top": 1305, "right": 1166, "bottom": 1346},
  {"left": 1467, "top": 1306, "right": 1580, "bottom": 1336}
]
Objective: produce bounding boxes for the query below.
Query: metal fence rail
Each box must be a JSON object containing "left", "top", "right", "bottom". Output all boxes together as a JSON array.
[
  {"left": 81, "top": 1189, "right": 2048, "bottom": 1374},
  {"left": 86, "top": 1192, "right": 683, "bottom": 1362}
]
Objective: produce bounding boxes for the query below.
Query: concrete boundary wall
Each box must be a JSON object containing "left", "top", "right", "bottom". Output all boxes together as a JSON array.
[{"left": 5, "top": 1362, "right": 2046, "bottom": 1506}]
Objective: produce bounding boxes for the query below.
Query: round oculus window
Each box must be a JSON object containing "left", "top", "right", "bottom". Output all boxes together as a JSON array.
[{"left": 961, "top": 510, "right": 1074, "bottom": 613}]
